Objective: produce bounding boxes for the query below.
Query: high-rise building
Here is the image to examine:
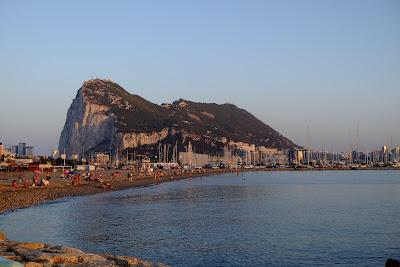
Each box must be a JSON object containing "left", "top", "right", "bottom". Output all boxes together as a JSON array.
[
  {"left": 26, "top": 146, "right": 34, "bottom": 157},
  {"left": 11, "top": 145, "right": 18, "bottom": 155},
  {"left": 18, "top": 142, "right": 26, "bottom": 156},
  {"left": 395, "top": 146, "right": 400, "bottom": 161}
]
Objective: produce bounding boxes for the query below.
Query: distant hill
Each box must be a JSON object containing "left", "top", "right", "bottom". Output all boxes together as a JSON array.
[{"left": 58, "top": 79, "right": 298, "bottom": 157}]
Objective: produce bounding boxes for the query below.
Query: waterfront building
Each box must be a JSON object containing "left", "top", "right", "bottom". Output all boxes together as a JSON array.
[
  {"left": 382, "top": 145, "right": 389, "bottom": 164},
  {"left": 288, "top": 148, "right": 309, "bottom": 165},
  {"left": 178, "top": 141, "right": 210, "bottom": 168},
  {"left": 140, "top": 157, "right": 152, "bottom": 171},
  {"left": 179, "top": 152, "right": 209, "bottom": 167},
  {"left": 393, "top": 146, "right": 400, "bottom": 161},
  {"left": 93, "top": 153, "right": 110, "bottom": 167}
]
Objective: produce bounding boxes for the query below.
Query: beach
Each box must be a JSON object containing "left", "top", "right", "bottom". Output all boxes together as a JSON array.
[
  {"left": 0, "top": 169, "right": 228, "bottom": 214},
  {"left": 1, "top": 167, "right": 398, "bottom": 214}
]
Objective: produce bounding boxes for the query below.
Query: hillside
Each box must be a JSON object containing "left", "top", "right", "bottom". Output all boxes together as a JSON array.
[{"left": 58, "top": 79, "right": 297, "bottom": 157}]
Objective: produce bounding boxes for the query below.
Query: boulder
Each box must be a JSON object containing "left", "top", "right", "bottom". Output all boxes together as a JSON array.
[
  {"left": 386, "top": 258, "right": 400, "bottom": 267},
  {"left": 103, "top": 254, "right": 160, "bottom": 267},
  {"left": 2, "top": 242, "right": 20, "bottom": 249},
  {"left": 77, "top": 253, "right": 110, "bottom": 265},
  {"left": 24, "top": 262, "right": 44, "bottom": 267},
  {"left": 51, "top": 253, "right": 80, "bottom": 264},
  {"left": 0, "top": 232, "right": 6, "bottom": 241},
  {"left": 17, "top": 243, "right": 45, "bottom": 250},
  {"left": 45, "top": 246, "right": 83, "bottom": 254},
  {"left": 12, "top": 247, "right": 53, "bottom": 264}
]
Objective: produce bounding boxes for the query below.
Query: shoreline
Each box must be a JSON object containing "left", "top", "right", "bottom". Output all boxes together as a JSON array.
[
  {"left": 0, "top": 169, "right": 228, "bottom": 214},
  {"left": 1, "top": 167, "right": 398, "bottom": 214}
]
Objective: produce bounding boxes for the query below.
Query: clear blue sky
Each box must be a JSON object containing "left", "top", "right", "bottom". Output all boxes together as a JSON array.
[{"left": 0, "top": 0, "right": 399, "bottom": 154}]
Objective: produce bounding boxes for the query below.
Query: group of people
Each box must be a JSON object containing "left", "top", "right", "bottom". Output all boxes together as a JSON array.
[
  {"left": 61, "top": 171, "right": 111, "bottom": 188},
  {"left": 78, "top": 172, "right": 111, "bottom": 189},
  {"left": 11, "top": 174, "right": 51, "bottom": 189},
  {"left": 8, "top": 168, "right": 176, "bottom": 190}
]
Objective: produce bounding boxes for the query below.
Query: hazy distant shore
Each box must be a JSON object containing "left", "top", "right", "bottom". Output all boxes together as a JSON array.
[{"left": 0, "top": 167, "right": 398, "bottom": 214}]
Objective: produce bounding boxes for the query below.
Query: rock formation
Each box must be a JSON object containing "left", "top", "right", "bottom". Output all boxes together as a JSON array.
[
  {"left": 59, "top": 79, "right": 297, "bottom": 157},
  {"left": 0, "top": 231, "right": 167, "bottom": 266}
]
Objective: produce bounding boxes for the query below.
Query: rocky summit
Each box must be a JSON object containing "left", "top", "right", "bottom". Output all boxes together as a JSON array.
[{"left": 59, "top": 79, "right": 297, "bottom": 157}]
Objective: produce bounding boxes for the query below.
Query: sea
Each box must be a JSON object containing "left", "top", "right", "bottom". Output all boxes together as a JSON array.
[{"left": 1, "top": 170, "right": 399, "bottom": 267}]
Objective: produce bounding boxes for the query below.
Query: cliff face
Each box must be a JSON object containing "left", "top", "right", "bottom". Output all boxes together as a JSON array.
[
  {"left": 59, "top": 79, "right": 297, "bottom": 157},
  {"left": 58, "top": 88, "right": 117, "bottom": 156}
]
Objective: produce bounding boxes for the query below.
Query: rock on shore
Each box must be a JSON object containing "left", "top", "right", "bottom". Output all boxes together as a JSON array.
[{"left": 0, "top": 232, "right": 168, "bottom": 267}]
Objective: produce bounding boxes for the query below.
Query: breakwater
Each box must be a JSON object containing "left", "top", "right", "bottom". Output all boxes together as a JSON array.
[{"left": 0, "top": 232, "right": 167, "bottom": 267}]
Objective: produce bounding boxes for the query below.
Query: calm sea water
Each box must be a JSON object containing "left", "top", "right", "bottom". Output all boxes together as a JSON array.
[{"left": 1, "top": 170, "right": 399, "bottom": 266}]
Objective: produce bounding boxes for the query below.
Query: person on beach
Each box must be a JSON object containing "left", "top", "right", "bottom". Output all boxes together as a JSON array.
[
  {"left": 101, "top": 181, "right": 111, "bottom": 189},
  {"left": 41, "top": 177, "right": 49, "bottom": 186},
  {"left": 32, "top": 175, "right": 39, "bottom": 186},
  {"left": 12, "top": 180, "right": 19, "bottom": 189},
  {"left": 71, "top": 174, "right": 82, "bottom": 186}
]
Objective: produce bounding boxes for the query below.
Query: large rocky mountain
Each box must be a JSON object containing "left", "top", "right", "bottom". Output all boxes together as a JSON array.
[{"left": 58, "top": 79, "right": 297, "bottom": 157}]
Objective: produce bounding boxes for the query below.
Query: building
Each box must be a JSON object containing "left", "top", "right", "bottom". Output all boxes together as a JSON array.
[
  {"left": 76, "top": 165, "right": 96, "bottom": 171},
  {"left": 93, "top": 153, "right": 110, "bottom": 167},
  {"left": 288, "top": 148, "right": 310, "bottom": 165},
  {"left": 382, "top": 145, "right": 389, "bottom": 163},
  {"left": 0, "top": 142, "right": 4, "bottom": 156},
  {"left": 18, "top": 142, "right": 26, "bottom": 156},
  {"left": 52, "top": 150, "right": 59, "bottom": 159},
  {"left": 395, "top": 146, "right": 400, "bottom": 161},
  {"left": 179, "top": 152, "right": 209, "bottom": 167},
  {"left": 26, "top": 146, "right": 34, "bottom": 157},
  {"left": 11, "top": 145, "right": 18, "bottom": 155},
  {"left": 140, "top": 157, "right": 152, "bottom": 171}
]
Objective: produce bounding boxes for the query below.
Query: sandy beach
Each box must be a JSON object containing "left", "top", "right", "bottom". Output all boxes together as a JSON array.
[
  {"left": 0, "top": 169, "right": 228, "bottom": 214},
  {"left": 1, "top": 167, "right": 398, "bottom": 214}
]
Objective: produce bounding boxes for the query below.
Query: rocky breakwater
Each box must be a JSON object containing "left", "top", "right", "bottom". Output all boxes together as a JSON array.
[{"left": 0, "top": 232, "right": 168, "bottom": 267}]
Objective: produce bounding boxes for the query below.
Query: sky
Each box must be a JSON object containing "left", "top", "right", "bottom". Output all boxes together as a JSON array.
[{"left": 0, "top": 0, "right": 399, "bottom": 154}]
